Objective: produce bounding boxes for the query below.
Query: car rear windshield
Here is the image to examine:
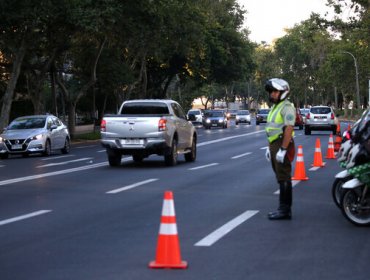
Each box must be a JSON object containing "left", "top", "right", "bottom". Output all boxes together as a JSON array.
[
  {"left": 188, "top": 111, "right": 200, "bottom": 115},
  {"left": 8, "top": 117, "right": 46, "bottom": 129},
  {"left": 120, "top": 102, "right": 170, "bottom": 114},
  {"left": 311, "top": 107, "right": 331, "bottom": 114},
  {"left": 258, "top": 109, "right": 270, "bottom": 114},
  {"left": 238, "top": 111, "right": 249, "bottom": 115},
  {"left": 206, "top": 111, "right": 224, "bottom": 117}
]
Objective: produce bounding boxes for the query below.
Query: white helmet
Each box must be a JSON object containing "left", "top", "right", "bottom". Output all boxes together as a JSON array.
[{"left": 265, "top": 78, "right": 290, "bottom": 101}]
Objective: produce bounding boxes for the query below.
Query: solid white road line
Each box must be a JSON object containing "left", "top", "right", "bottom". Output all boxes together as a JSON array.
[
  {"left": 42, "top": 155, "right": 75, "bottom": 161},
  {"left": 106, "top": 178, "right": 159, "bottom": 194},
  {"left": 188, "top": 163, "right": 219, "bottom": 170},
  {"left": 195, "top": 210, "right": 259, "bottom": 246},
  {"left": 231, "top": 152, "right": 252, "bottom": 159},
  {"left": 0, "top": 157, "right": 134, "bottom": 186},
  {"left": 0, "top": 162, "right": 108, "bottom": 186},
  {"left": 0, "top": 210, "right": 52, "bottom": 226},
  {"left": 37, "top": 158, "right": 93, "bottom": 168}
]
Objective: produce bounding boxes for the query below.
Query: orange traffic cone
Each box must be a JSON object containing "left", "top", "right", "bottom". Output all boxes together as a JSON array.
[
  {"left": 292, "top": 145, "right": 308, "bottom": 180},
  {"left": 336, "top": 121, "right": 341, "bottom": 136},
  {"left": 312, "top": 138, "right": 325, "bottom": 167},
  {"left": 149, "top": 191, "right": 188, "bottom": 269},
  {"left": 334, "top": 134, "right": 342, "bottom": 152},
  {"left": 325, "top": 134, "right": 336, "bottom": 159}
]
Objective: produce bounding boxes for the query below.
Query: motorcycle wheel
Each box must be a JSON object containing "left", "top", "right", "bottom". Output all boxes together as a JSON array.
[
  {"left": 341, "top": 186, "right": 370, "bottom": 226},
  {"left": 331, "top": 177, "right": 352, "bottom": 208}
]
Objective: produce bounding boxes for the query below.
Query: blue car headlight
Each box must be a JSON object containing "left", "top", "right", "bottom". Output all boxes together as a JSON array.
[{"left": 206, "top": 119, "right": 211, "bottom": 123}]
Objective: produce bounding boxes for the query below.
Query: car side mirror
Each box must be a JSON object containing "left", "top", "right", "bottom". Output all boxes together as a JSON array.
[{"left": 50, "top": 124, "right": 58, "bottom": 130}]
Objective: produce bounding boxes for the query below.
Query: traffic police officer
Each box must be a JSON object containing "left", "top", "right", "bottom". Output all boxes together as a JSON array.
[{"left": 264, "top": 78, "right": 296, "bottom": 220}]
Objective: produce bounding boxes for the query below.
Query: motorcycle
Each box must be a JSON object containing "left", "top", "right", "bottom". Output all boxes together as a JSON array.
[
  {"left": 339, "top": 113, "right": 370, "bottom": 226},
  {"left": 332, "top": 140, "right": 353, "bottom": 208},
  {"left": 332, "top": 109, "right": 369, "bottom": 208},
  {"left": 340, "top": 161, "right": 370, "bottom": 226}
]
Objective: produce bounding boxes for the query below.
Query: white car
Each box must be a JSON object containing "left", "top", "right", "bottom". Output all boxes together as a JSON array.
[
  {"left": 0, "top": 115, "right": 70, "bottom": 158},
  {"left": 235, "top": 110, "right": 251, "bottom": 125},
  {"left": 304, "top": 106, "right": 338, "bottom": 135},
  {"left": 187, "top": 109, "right": 204, "bottom": 126}
]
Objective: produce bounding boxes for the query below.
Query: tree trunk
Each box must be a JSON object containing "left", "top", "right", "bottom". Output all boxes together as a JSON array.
[{"left": 0, "top": 40, "right": 27, "bottom": 130}]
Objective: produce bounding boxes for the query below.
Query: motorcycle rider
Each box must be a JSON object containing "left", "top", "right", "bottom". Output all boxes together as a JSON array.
[{"left": 265, "top": 78, "right": 296, "bottom": 220}]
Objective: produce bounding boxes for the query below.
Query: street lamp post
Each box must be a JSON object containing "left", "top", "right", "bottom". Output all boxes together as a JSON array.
[{"left": 341, "top": 51, "right": 361, "bottom": 109}]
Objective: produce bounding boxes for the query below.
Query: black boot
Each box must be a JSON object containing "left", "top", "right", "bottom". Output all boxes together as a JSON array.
[{"left": 268, "top": 181, "right": 292, "bottom": 220}]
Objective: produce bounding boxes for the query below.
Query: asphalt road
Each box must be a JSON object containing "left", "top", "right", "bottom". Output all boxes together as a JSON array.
[{"left": 0, "top": 120, "right": 369, "bottom": 280}]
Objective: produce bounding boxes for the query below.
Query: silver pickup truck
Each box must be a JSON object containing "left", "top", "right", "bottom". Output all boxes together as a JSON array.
[{"left": 100, "top": 99, "right": 197, "bottom": 166}]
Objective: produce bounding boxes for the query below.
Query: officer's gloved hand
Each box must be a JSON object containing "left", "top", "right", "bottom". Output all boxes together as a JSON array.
[
  {"left": 276, "top": 148, "right": 287, "bottom": 163},
  {"left": 265, "top": 148, "right": 271, "bottom": 162}
]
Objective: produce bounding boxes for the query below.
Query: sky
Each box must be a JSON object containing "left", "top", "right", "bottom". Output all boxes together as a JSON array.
[{"left": 238, "top": 0, "right": 333, "bottom": 44}]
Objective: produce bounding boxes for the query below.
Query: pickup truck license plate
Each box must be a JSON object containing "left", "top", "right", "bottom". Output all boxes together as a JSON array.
[{"left": 123, "top": 139, "right": 143, "bottom": 145}]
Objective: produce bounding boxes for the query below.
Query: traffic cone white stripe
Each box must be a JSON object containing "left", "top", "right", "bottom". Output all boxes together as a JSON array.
[
  {"left": 159, "top": 223, "right": 178, "bottom": 235},
  {"left": 297, "top": 155, "right": 304, "bottom": 161},
  {"left": 162, "top": 200, "right": 176, "bottom": 216},
  {"left": 315, "top": 147, "right": 321, "bottom": 152}
]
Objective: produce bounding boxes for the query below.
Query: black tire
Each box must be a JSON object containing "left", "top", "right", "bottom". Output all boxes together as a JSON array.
[
  {"left": 304, "top": 126, "right": 311, "bottom": 135},
  {"left": 61, "top": 138, "right": 70, "bottom": 154},
  {"left": 132, "top": 155, "right": 143, "bottom": 162},
  {"left": 107, "top": 149, "right": 121, "bottom": 167},
  {"left": 43, "top": 140, "right": 51, "bottom": 156},
  {"left": 0, "top": 153, "right": 9, "bottom": 159},
  {"left": 332, "top": 177, "right": 351, "bottom": 208},
  {"left": 341, "top": 187, "right": 370, "bottom": 226},
  {"left": 299, "top": 125, "right": 303, "bottom": 130},
  {"left": 164, "top": 138, "right": 178, "bottom": 166},
  {"left": 256, "top": 121, "right": 259, "bottom": 125},
  {"left": 185, "top": 137, "right": 197, "bottom": 162}
]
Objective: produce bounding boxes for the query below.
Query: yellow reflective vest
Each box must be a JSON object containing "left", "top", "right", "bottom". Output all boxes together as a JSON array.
[{"left": 265, "top": 100, "right": 295, "bottom": 143}]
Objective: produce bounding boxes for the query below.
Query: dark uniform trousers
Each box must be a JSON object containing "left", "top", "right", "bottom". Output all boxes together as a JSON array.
[{"left": 269, "top": 137, "right": 295, "bottom": 211}]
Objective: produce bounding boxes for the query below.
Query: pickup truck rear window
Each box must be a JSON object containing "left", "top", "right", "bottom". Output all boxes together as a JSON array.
[{"left": 120, "top": 102, "right": 170, "bottom": 114}]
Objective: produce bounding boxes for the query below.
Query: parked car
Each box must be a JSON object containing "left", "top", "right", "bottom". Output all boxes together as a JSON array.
[
  {"left": 203, "top": 110, "right": 228, "bottom": 129},
  {"left": 187, "top": 109, "right": 204, "bottom": 126},
  {"left": 295, "top": 108, "right": 304, "bottom": 130},
  {"left": 304, "top": 106, "right": 338, "bottom": 135},
  {"left": 0, "top": 115, "right": 70, "bottom": 158},
  {"left": 256, "top": 109, "right": 270, "bottom": 125},
  {"left": 235, "top": 110, "right": 251, "bottom": 125},
  {"left": 299, "top": 108, "right": 310, "bottom": 122}
]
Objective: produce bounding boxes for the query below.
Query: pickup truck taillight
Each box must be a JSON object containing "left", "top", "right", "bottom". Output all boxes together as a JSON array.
[
  {"left": 158, "top": 118, "right": 167, "bottom": 131},
  {"left": 100, "top": 119, "right": 106, "bottom": 132},
  {"left": 306, "top": 113, "right": 310, "bottom": 119}
]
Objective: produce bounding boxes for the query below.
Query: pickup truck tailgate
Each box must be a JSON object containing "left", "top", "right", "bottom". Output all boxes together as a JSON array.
[{"left": 103, "top": 117, "right": 162, "bottom": 138}]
